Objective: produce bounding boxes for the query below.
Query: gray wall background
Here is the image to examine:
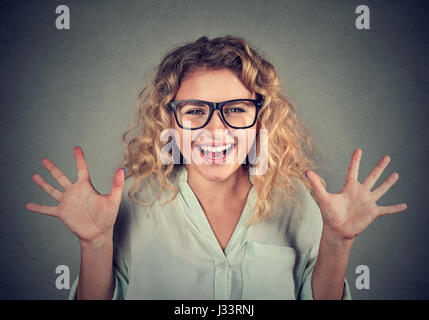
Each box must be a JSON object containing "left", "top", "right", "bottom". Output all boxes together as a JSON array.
[{"left": 1, "top": 0, "right": 428, "bottom": 299}]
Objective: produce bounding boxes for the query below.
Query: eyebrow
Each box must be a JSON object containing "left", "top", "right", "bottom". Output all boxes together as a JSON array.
[{"left": 181, "top": 101, "right": 208, "bottom": 106}]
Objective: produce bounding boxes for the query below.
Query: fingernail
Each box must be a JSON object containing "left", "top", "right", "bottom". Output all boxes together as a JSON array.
[
  {"left": 123, "top": 168, "right": 126, "bottom": 176},
  {"left": 305, "top": 171, "right": 308, "bottom": 179}
]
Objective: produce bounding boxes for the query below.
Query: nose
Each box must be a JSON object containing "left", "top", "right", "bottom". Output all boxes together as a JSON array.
[{"left": 205, "top": 110, "right": 228, "bottom": 130}]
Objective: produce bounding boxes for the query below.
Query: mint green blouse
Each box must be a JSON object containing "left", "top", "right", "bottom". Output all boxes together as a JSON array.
[{"left": 69, "top": 165, "right": 351, "bottom": 300}]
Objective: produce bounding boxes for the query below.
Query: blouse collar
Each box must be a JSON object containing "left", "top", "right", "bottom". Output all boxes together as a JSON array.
[{"left": 173, "top": 165, "right": 257, "bottom": 257}]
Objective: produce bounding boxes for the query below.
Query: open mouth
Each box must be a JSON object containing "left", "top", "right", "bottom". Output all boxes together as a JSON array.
[{"left": 196, "top": 143, "right": 235, "bottom": 161}]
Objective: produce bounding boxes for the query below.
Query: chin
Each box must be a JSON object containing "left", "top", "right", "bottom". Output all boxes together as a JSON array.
[{"left": 194, "top": 163, "right": 239, "bottom": 182}]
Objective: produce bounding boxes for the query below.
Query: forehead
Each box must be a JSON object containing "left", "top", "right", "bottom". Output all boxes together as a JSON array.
[{"left": 175, "top": 68, "right": 255, "bottom": 101}]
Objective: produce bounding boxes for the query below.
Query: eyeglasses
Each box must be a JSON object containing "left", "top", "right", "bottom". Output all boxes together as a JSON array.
[{"left": 167, "top": 94, "right": 263, "bottom": 130}]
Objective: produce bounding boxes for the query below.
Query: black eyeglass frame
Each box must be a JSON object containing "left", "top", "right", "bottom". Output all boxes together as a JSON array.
[{"left": 168, "top": 94, "right": 264, "bottom": 130}]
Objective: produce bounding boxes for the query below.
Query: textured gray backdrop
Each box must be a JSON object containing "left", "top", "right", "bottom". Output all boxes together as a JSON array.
[{"left": 1, "top": 0, "right": 428, "bottom": 299}]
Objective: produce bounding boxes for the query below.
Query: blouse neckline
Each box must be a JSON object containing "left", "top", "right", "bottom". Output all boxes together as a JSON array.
[{"left": 174, "top": 165, "right": 257, "bottom": 259}]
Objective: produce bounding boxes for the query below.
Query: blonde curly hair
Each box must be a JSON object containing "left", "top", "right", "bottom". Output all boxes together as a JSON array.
[{"left": 119, "top": 35, "right": 325, "bottom": 225}]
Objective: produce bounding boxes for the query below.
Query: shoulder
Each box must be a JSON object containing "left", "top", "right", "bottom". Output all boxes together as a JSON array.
[
  {"left": 114, "top": 171, "right": 181, "bottom": 248},
  {"left": 115, "top": 175, "right": 159, "bottom": 236},
  {"left": 122, "top": 174, "right": 160, "bottom": 205},
  {"left": 290, "top": 178, "right": 322, "bottom": 226},
  {"left": 117, "top": 171, "right": 180, "bottom": 225},
  {"left": 114, "top": 174, "right": 165, "bottom": 254},
  {"left": 271, "top": 177, "right": 323, "bottom": 251},
  {"left": 271, "top": 177, "right": 320, "bottom": 219}
]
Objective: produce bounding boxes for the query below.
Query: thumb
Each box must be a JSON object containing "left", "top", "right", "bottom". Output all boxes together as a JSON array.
[
  {"left": 306, "top": 170, "right": 329, "bottom": 206},
  {"left": 108, "top": 167, "right": 125, "bottom": 206}
]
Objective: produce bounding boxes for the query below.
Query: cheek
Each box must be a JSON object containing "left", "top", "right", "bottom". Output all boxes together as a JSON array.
[
  {"left": 173, "top": 127, "right": 200, "bottom": 153},
  {"left": 236, "top": 129, "right": 257, "bottom": 151},
  {"left": 172, "top": 123, "right": 183, "bottom": 151},
  {"left": 231, "top": 130, "right": 256, "bottom": 165}
]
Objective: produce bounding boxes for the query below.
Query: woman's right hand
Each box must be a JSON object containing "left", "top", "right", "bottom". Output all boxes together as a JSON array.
[{"left": 26, "top": 146, "right": 125, "bottom": 246}]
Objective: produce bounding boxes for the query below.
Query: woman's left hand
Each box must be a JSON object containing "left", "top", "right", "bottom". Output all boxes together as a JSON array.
[{"left": 306, "top": 148, "right": 407, "bottom": 243}]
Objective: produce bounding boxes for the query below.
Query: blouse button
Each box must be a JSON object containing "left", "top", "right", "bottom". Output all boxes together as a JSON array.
[{"left": 218, "top": 260, "right": 228, "bottom": 269}]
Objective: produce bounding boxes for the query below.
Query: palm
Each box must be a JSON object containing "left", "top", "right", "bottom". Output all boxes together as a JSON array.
[
  {"left": 307, "top": 148, "right": 407, "bottom": 240},
  {"left": 26, "top": 146, "right": 125, "bottom": 244},
  {"left": 56, "top": 180, "right": 118, "bottom": 242}
]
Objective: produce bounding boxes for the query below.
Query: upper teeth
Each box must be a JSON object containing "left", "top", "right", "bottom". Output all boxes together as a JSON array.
[{"left": 199, "top": 144, "right": 233, "bottom": 152}]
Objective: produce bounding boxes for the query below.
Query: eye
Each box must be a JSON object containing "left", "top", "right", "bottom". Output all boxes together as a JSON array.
[
  {"left": 224, "top": 107, "right": 245, "bottom": 113},
  {"left": 179, "top": 101, "right": 209, "bottom": 115},
  {"left": 185, "top": 109, "right": 206, "bottom": 115}
]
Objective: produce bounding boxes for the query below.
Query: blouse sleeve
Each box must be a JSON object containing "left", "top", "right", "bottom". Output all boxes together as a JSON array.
[{"left": 297, "top": 256, "right": 352, "bottom": 300}]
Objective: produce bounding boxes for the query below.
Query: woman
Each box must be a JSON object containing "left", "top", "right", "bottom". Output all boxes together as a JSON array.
[{"left": 26, "top": 35, "right": 407, "bottom": 300}]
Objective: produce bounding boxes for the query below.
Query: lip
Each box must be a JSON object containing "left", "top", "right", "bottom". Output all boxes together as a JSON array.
[{"left": 195, "top": 143, "right": 236, "bottom": 163}]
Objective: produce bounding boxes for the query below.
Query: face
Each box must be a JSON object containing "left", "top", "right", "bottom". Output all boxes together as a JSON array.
[{"left": 171, "top": 68, "right": 258, "bottom": 182}]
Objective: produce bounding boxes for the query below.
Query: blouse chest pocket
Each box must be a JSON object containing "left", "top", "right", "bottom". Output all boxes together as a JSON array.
[{"left": 241, "top": 241, "right": 299, "bottom": 300}]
